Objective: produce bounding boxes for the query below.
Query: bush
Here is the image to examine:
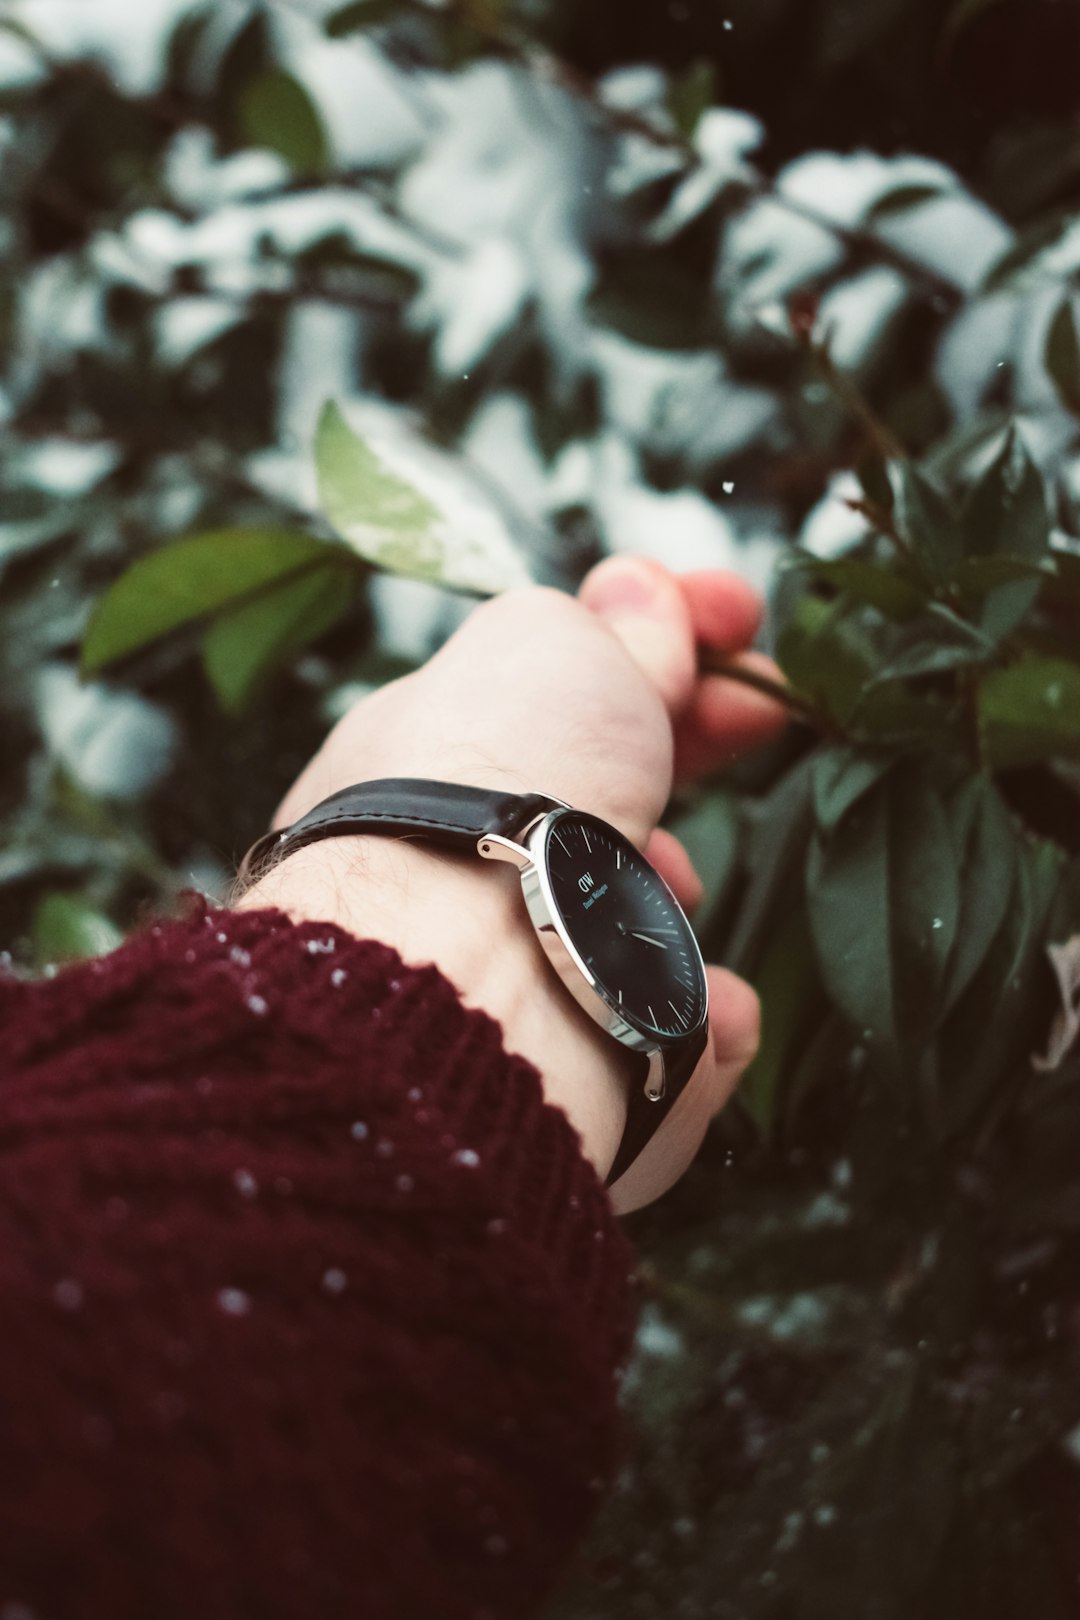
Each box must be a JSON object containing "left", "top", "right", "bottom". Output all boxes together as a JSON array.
[{"left": 2, "top": 0, "right": 1080, "bottom": 1612}]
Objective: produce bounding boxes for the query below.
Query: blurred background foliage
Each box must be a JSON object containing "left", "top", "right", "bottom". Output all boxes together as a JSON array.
[{"left": 3, "top": 0, "right": 1080, "bottom": 1614}]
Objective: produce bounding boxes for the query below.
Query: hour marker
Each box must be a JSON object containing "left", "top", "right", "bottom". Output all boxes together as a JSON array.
[
  {"left": 616, "top": 849, "right": 622, "bottom": 870},
  {"left": 648, "top": 1005, "right": 657, "bottom": 1026},
  {"left": 617, "top": 989, "right": 623, "bottom": 1004}
]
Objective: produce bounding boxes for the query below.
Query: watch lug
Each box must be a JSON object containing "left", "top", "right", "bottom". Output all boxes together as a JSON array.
[
  {"left": 477, "top": 832, "right": 531, "bottom": 869},
  {"left": 644, "top": 1049, "right": 666, "bottom": 1102}
]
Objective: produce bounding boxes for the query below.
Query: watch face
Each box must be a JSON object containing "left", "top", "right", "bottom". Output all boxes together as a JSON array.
[{"left": 541, "top": 811, "right": 708, "bottom": 1041}]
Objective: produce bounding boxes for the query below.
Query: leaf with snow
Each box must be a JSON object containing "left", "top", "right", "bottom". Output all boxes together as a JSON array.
[
  {"left": 408, "top": 237, "right": 529, "bottom": 376},
  {"left": 982, "top": 209, "right": 1080, "bottom": 294},
  {"left": 37, "top": 665, "right": 178, "bottom": 802},
  {"left": 315, "top": 401, "right": 532, "bottom": 596},
  {"left": 1033, "top": 937, "right": 1080, "bottom": 1072},
  {"left": 650, "top": 109, "right": 763, "bottom": 243},
  {"left": 778, "top": 151, "right": 956, "bottom": 231}
]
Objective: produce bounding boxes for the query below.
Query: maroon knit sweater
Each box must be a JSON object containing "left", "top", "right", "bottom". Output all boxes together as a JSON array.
[{"left": 0, "top": 894, "right": 637, "bottom": 1620}]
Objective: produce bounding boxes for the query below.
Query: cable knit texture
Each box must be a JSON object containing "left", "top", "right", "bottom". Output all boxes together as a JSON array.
[{"left": 0, "top": 895, "right": 637, "bottom": 1620}]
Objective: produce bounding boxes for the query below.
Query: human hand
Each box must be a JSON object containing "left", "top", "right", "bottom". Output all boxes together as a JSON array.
[{"left": 237, "top": 558, "right": 787, "bottom": 1214}]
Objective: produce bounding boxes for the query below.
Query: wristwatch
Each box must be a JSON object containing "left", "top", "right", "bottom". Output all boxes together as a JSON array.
[{"left": 238, "top": 779, "right": 709, "bottom": 1190}]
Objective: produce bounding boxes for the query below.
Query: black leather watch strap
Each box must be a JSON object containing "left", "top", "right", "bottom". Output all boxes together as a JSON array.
[
  {"left": 604, "top": 1028, "right": 708, "bottom": 1188},
  {"left": 237, "top": 778, "right": 564, "bottom": 886}
]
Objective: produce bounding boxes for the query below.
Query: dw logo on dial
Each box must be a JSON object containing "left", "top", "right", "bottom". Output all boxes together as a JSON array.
[{"left": 578, "top": 872, "right": 595, "bottom": 893}]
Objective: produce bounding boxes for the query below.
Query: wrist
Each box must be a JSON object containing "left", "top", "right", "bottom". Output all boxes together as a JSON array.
[{"left": 232, "top": 834, "right": 628, "bottom": 1179}]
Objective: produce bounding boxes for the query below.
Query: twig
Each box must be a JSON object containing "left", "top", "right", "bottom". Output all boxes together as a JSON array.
[
  {"left": 804, "top": 336, "right": 908, "bottom": 463},
  {"left": 697, "top": 652, "right": 819, "bottom": 726}
]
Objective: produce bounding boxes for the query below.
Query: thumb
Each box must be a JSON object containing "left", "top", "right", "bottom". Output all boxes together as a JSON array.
[{"left": 579, "top": 556, "right": 697, "bottom": 716}]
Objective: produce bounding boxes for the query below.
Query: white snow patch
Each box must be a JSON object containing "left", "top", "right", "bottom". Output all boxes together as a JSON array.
[
  {"left": 410, "top": 237, "right": 530, "bottom": 375},
  {"left": 816, "top": 266, "right": 908, "bottom": 370},
  {"left": 37, "top": 666, "right": 178, "bottom": 801},
  {"left": 778, "top": 150, "right": 954, "bottom": 231},
  {"left": 155, "top": 297, "right": 244, "bottom": 364},
  {"left": 799, "top": 472, "right": 869, "bottom": 559},
  {"left": 6, "top": 0, "right": 199, "bottom": 93},
  {"left": 269, "top": 15, "right": 426, "bottom": 170},
  {"left": 719, "top": 196, "right": 842, "bottom": 329},
  {"left": 462, "top": 394, "right": 550, "bottom": 523},
  {"left": 635, "top": 1304, "right": 684, "bottom": 1360}
]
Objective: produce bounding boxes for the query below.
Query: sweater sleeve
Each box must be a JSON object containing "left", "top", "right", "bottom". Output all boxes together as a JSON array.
[{"left": 0, "top": 894, "right": 637, "bottom": 1620}]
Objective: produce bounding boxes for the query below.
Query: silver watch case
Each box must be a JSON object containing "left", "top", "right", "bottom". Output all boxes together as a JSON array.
[{"left": 477, "top": 803, "right": 709, "bottom": 1105}]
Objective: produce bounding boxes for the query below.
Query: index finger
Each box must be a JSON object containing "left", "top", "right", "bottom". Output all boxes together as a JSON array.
[{"left": 677, "top": 570, "right": 765, "bottom": 654}]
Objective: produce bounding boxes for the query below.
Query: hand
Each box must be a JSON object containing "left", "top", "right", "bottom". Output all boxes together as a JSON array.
[{"left": 236, "top": 558, "right": 787, "bottom": 1214}]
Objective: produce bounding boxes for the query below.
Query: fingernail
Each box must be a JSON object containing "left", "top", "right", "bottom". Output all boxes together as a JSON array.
[{"left": 583, "top": 559, "right": 661, "bottom": 616}]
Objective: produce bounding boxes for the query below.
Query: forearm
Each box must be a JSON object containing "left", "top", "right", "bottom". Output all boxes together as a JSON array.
[{"left": 234, "top": 832, "right": 631, "bottom": 1180}]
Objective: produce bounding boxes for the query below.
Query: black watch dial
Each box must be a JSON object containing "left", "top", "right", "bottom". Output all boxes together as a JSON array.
[{"left": 543, "top": 811, "right": 708, "bottom": 1040}]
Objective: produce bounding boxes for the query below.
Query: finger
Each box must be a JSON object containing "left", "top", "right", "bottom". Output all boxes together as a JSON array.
[
  {"left": 676, "top": 569, "right": 765, "bottom": 653},
  {"left": 673, "top": 650, "right": 791, "bottom": 784},
  {"left": 643, "top": 827, "right": 704, "bottom": 913},
  {"left": 608, "top": 966, "right": 760, "bottom": 1216},
  {"left": 703, "top": 965, "right": 761, "bottom": 1116},
  {"left": 578, "top": 556, "right": 697, "bottom": 717}
]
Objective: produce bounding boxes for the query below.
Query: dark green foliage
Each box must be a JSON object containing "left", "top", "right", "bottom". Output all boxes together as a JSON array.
[{"left": 550, "top": 441, "right": 1080, "bottom": 1614}]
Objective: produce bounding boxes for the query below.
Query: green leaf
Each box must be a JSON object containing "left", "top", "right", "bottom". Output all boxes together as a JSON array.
[
  {"left": 315, "top": 400, "right": 527, "bottom": 595},
  {"left": 739, "top": 908, "right": 822, "bottom": 1132},
  {"left": 82, "top": 528, "right": 336, "bottom": 675},
  {"left": 806, "top": 770, "right": 962, "bottom": 1069},
  {"left": 666, "top": 791, "right": 742, "bottom": 939},
  {"left": 725, "top": 756, "right": 815, "bottom": 978},
  {"left": 238, "top": 68, "right": 329, "bottom": 174},
  {"left": 938, "top": 837, "right": 1061, "bottom": 1135},
  {"left": 865, "top": 183, "right": 949, "bottom": 222},
  {"left": 978, "top": 657, "right": 1080, "bottom": 768},
  {"left": 856, "top": 449, "right": 893, "bottom": 511},
  {"left": 316, "top": 403, "right": 439, "bottom": 546},
  {"left": 866, "top": 605, "right": 994, "bottom": 688},
  {"left": 202, "top": 558, "right": 355, "bottom": 714},
  {"left": 811, "top": 745, "right": 895, "bottom": 831},
  {"left": 325, "top": 0, "right": 404, "bottom": 33},
  {"left": 314, "top": 404, "right": 439, "bottom": 585},
  {"left": 792, "top": 555, "right": 924, "bottom": 621},
  {"left": 32, "top": 892, "right": 124, "bottom": 966},
  {"left": 82, "top": 531, "right": 334, "bottom": 671},
  {"left": 941, "top": 776, "right": 1019, "bottom": 1012},
  {"left": 889, "top": 461, "right": 963, "bottom": 577},
  {"left": 954, "top": 555, "right": 1046, "bottom": 595},
  {"left": 668, "top": 60, "right": 714, "bottom": 140},
  {"left": 1045, "top": 296, "right": 1080, "bottom": 416},
  {"left": 954, "top": 553, "right": 1046, "bottom": 641},
  {"left": 776, "top": 596, "right": 878, "bottom": 726},
  {"left": 962, "top": 427, "right": 1050, "bottom": 563}
]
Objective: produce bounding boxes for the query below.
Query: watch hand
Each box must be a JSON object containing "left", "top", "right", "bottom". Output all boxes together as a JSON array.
[{"left": 615, "top": 923, "right": 669, "bottom": 950}]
